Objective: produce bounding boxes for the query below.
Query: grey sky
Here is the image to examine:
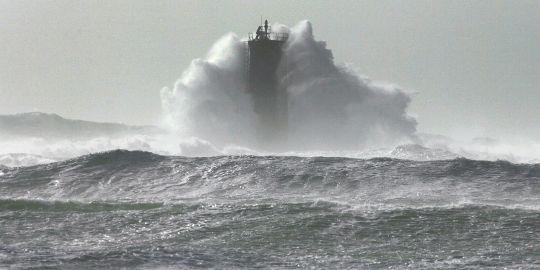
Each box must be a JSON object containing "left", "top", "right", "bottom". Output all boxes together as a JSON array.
[{"left": 1, "top": 0, "right": 539, "bottom": 140}]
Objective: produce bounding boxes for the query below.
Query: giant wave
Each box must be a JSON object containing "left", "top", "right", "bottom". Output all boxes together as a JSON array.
[
  {"left": 2, "top": 21, "right": 540, "bottom": 164},
  {"left": 161, "top": 21, "right": 417, "bottom": 151}
]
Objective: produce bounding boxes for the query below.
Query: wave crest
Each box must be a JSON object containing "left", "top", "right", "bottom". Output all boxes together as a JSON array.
[{"left": 1, "top": 151, "right": 539, "bottom": 211}]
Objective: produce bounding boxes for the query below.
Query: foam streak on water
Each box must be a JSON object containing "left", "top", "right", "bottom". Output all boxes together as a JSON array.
[{"left": 1, "top": 150, "right": 539, "bottom": 269}]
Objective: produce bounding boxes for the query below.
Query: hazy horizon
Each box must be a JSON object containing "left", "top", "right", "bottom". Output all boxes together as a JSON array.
[{"left": 1, "top": 0, "right": 539, "bottom": 141}]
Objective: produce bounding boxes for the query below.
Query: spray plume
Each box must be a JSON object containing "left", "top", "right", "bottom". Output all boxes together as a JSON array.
[{"left": 161, "top": 21, "right": 417, "bottom": 153}]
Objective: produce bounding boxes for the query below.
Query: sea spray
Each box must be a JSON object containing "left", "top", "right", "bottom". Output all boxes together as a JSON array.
[
  {"left": 3, "top": 22, "right": 540, "bottom": 162},
  {"left": 160, "top": 34, "right": 257, "bottom": 149},
  {"left": 161, "top": 21, "right": 417, "bottom": 152}
]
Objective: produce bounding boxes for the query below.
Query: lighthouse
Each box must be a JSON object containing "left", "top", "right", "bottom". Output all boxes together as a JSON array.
[{"left": 247, "top": 19, "right": 288, "bottom": 149}]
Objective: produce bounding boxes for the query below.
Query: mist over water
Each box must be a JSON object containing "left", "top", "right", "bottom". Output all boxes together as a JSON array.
[{"left": 161, "top": 21, "right": 416, "bottom": 152}]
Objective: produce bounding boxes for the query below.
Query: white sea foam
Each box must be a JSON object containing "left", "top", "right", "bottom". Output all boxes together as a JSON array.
[{"left": 161, "top": 21, "right": 417, "bottom": 152}]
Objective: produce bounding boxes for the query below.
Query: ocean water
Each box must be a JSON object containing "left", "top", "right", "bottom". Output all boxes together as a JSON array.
[{"left": 1, "top": 150, "right": 539, "bottom": 269}]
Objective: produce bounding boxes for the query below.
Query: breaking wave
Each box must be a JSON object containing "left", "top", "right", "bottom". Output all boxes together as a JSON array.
[
  {"left": 2, "top": 22, "right": 540, "bottom": 164},
  {"left": 2, "top": 20, "right": 540, "bottom": 270},
  {"left": 161, "top": 21, "right": 417, "bottom": 152}
]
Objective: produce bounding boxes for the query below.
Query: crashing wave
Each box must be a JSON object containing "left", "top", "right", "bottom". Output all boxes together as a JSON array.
[{"left": 161, "top": 21, "right": 417, "bottom": 152}]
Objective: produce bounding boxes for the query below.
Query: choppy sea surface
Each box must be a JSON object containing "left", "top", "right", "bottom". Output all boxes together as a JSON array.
[{"left": 1, "top": 150, "right": 539, "bottom": 269}]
